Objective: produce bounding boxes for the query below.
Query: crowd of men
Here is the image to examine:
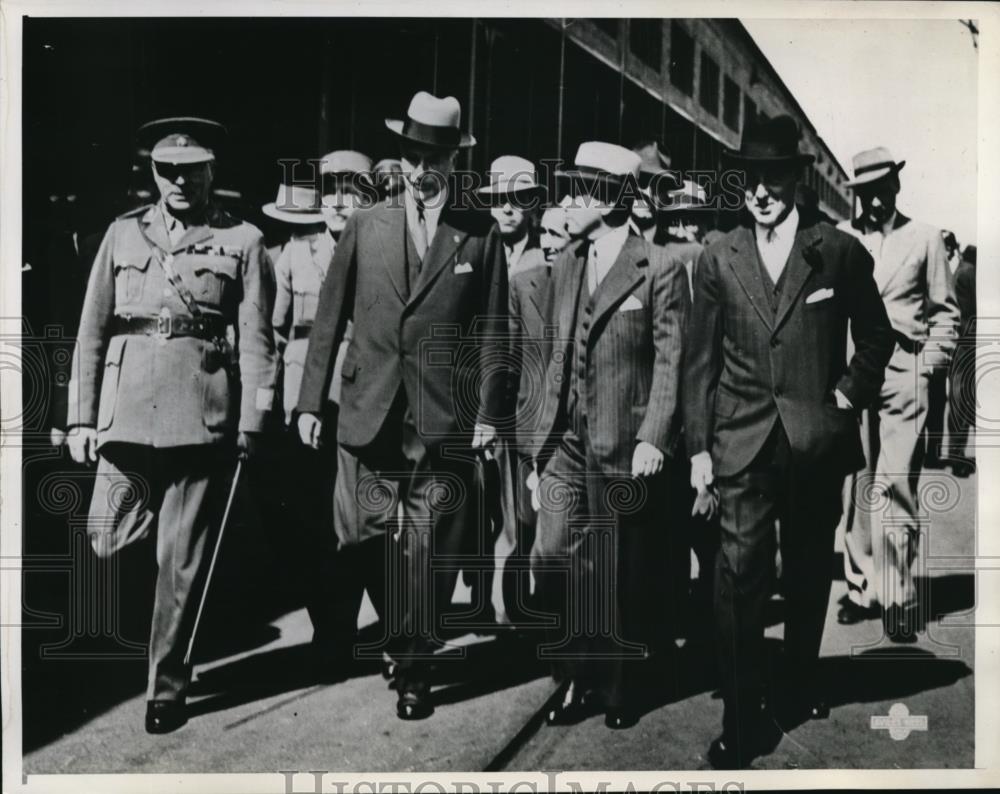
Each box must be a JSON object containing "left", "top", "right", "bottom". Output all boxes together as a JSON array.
[{"left": 45, "top": 87, "right": 975, "bottom": 769}]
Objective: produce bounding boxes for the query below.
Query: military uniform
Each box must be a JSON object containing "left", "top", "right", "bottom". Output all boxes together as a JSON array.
[{"left": 68, "top": 198, "right": 277, "bottom": 704}]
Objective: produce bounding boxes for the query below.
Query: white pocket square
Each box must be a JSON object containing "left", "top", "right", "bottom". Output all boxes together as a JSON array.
[
  {"left": 453, "top": 262, "right": 473, "bottom": 274},
  {"left": 805, "top": 287, "right": 834, "bottom": 304},
  {"left": 619, "top": 295, "right": 643, "bottom": 312}
]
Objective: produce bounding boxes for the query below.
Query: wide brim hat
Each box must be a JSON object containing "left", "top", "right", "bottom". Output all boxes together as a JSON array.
[
  {"left": 320, "top": 150, "right": 374, "bottom": 181},
  {"left": 845, "top": 146, "right": 906, "bottom": 187},
  {"left": 262, "top": 184, "right": 326, "bottom": 224},
  {"left": 556, "top": 141, "right": 642, "bottom": 189},
  {"left": 633, "top": 141, "right": 683, "bottom": 191},
  {"left": 478, "top": 154, "right": 546, "bottom": 196},
  {"left": 721, "top": 114, "right": 815, "bottom": 167},
  {"left": 137, "top": 117, "right": 227, "bottom": 165},
  {"left": 386, "top": 90, "right": 476, "bottom": 149}
]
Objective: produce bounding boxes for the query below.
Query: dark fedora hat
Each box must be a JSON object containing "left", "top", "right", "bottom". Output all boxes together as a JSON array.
[
  {"left": 385, "top": 91, "right": 476, "bottom": 150},
  {"left": 722, "top": 114, "right": 815, "bottom": 167}
]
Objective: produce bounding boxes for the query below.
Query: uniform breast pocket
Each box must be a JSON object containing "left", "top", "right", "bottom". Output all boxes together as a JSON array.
[
  {"left": 112, "top": 257, "right": 151, "bottom": 304},
  {"left": 191, "top": 255, "right": 240, "bottom": 306}
]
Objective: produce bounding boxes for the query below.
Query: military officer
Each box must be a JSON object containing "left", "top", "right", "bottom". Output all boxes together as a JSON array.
[{"left": 66, "top": 117, "right": 277, "bottom": 734}]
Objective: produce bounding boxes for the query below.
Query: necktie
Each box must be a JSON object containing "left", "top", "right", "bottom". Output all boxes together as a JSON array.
[
  {"left": 413, "top": 199, "right": 428, "bottom": 261},
  {"left": 587, "top": 244, "right": 599, "bottom": 295}
]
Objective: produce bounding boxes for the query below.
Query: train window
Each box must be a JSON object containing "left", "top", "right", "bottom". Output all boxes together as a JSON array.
[
  {"left": 699, "top": 51, "right": 720, "bottom": 117},
  {"left": 629, "top": 18, "right": 662, "bottom": 72},
  {"left": 670, "top": 22, "right": 695, "bottom": 96},
  {"left": 723, "top": 75, "right": 740, "bottom": 131}
]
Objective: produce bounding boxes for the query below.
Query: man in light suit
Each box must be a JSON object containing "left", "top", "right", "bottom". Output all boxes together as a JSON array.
[
  {"left": 296, "top": 91, "right": 509, "bottom": 720},
  {"left": 532, "top": 142, "right": 690, "bottom": 729},
  {"left": 684, "top": 117, "right": 894, "bottom": 768},
  {"left": 836, "top": 148, "right": 960, "bottom": 640}
]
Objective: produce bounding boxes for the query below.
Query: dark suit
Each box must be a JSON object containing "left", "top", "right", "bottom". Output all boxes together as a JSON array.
[
  {"left": 532, "top": 233, "right": 689, "bottom": 708},
  {"left": 298, "top": 195, "right": 509, "bottom": 695},
  {"left": 683, "top": 211, "right": 893, "bottom": 756}
]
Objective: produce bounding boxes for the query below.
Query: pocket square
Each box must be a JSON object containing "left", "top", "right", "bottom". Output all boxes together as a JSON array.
[
  {"left": 806, "top": 287, "right": 834, "bottom": 304},
  {"left": 453, "top": 262, "right": 473, "bottom": 274},
  {"left": 619, "top": 295, "right": 643, "bottom": 312}
]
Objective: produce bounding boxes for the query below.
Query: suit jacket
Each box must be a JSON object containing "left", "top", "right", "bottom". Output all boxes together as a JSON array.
[
  {"left": 532, "top": 234, "right": 690, "bottom": 474},
  {"left": 297, "top": 198, "right": 509, "bottom": 450},
  {"left": 508, "top": 262, "right": 555, "bottom": 456},
  {"left": 837, "top": 212, "right": 960, "bottom": 367},
  {"left": 68, "top": 203, "right": 277, "bottom": 448},
  {"left": 683, "top": 211, "right": 895, "bottom": 478},
  {"left": 508, "top": 243, "right": 547, "bottom": 280}
]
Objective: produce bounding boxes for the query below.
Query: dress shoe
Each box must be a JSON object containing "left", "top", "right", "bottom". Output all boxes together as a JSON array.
[
  {"left": 145, "top": 700, "right": 187, "bottom": 734},
  {"left": 837, "top": 600, "right": 879, "bottom": 625},
  {"left": 545, "top": 682, "right": 596, "bottom": 726},
  {"left": 604, "top": 708, "right": 639, "bottom": 730},
  {"left": 706, "top": 736, "right": 750, "bottom": 770},
  {"left": 884, "top": 604, "right": 918, "bottom": 643},
  {"left": 396, "top": 690, "right": 433, "bottom": 720},
  {"left": 381, "top": 653, "right": 398, "bottom": 681}
]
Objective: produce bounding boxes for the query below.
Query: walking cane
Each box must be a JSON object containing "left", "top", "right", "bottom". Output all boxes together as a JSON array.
[{"left": 183, "top": 454, "right": 244, "bottom": 668}]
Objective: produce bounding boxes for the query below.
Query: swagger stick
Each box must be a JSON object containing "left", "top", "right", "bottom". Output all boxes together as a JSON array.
[{"left": 184, "top": 456, "right": 244, "bottom": 668}]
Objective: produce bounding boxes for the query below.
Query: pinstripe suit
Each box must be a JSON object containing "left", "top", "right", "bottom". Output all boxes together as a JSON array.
[
  {"left": 532, "top": 233, "right": 689, "bottom": 708},
  {"left": 683, "top": 211, "right": 894, "bottom": 748}
]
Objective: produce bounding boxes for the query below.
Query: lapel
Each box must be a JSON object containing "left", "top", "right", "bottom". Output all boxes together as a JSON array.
[
  {"left": 589, "top": 234, "right": 648, "bottom": 334},
  {"left": 139, "top": 205, "right": 173, "bottom": 256},
  {"left": 406, "top": 204, "right": 470, "bottom": 309},
  {"left": 875, "top": 211, "right": 914, "bottom": 295},
  {"left": 773, "top": 221, "right": 824, "bottom": 332},
  {"left": 526, "top": 266, "right": 552, "bottom": 325},
  {"left": 557, "top": 242, "right": 588, "bottom": 347},
  {"left": 372, "top": 202, "right": 408, "bottom": 304},
  {"left": 727, "top": 225, "right": 775, "bottom": 331},
  {"left": 141, "top": 204, "right": 215, "bottom": 255}
]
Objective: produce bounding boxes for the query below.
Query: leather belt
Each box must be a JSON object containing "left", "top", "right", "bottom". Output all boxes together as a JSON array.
[
  {"left": 292, "top": 324, "right": 313, "bottom": 340},
  {"left": 114, "top": 313, "right": 227, "bottom": 340}
]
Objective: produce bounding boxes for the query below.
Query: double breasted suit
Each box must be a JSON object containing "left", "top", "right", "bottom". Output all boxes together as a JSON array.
[
  {"left": 683, "top": 210, "right": 894, "bottom": 754},
  {"left": 68, "top": 201, "right": 277, "bottom": 703},
  {"left": 532, "top": 233, "right": 690, "bottom": 708},
  {"left": 298, "top": 194, "right": 509, "bottom": 695},
  {"left": 837, "top": 213, "right": 960, "bottom": 612}
]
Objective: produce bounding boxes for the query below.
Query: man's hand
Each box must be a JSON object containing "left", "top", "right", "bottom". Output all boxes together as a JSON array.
[
  {"left": 237, "top": 432, "right": 260, "bottom": 460},
  {"left": 297, "top": 412, "right": 323, "bottom": 449},
  {"left": 631, "top": 441, "right": 664, "bottom": 478},
  {"left": 50, "top": 427, "right": 67, "bottom": 448},
  {"left": 690, "top": 450, "right": 714, "bottom": 494},
  {"left": 526, "top": 464, "right": 540, "bottom": 512},
  {"left": 472, "top": 423, "right": 498, "bottom": 460},
  {"left": 67, "top": 426, "right": 98, "bottom": 465}
]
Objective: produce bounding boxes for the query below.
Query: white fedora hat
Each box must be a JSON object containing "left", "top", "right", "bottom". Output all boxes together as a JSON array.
[
  {"left": 320, "top": 149, "right": 373, "bottom": 177},
  {"left": 556, "top": 141, "right": 641, "bottom": 185},
  {"left": 262, "top": 184, "right": 326, "bottom": 224},
  {"left": 478, "top": 155, "right": 545, "bottom": 195},
  {"left": 385, "top": 90, "right": 476, "bottom": 149},
  {"left": 846, "top": 146, "right": 906, "bottom": 187}
]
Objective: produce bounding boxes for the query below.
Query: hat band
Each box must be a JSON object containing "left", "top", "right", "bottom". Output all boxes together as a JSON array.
[
  {"left": 559, "top": 165, "right": 629, "bottom": 183},
  {"left": 853, "top": 160, "right": 896, "bottom": 177},
  {"left": 402, "top": 117, "right": 461, "bottom": 147}
]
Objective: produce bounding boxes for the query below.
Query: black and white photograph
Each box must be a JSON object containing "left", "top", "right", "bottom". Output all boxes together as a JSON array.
[{"left": 1, "top": 1, "right": 998, "bottom": 790}]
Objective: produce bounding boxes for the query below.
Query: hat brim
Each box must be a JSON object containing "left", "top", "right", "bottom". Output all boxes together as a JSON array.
[
  {"left": 721, "top": 150, "right": 816, "bottom": 167},
  {"left": 151, "top": 150, "right": 215, "bottom": 165},
  {"left": 555, "top": 168, "right": 629, "bottom": 187},
  {"left": 385, "top": 119, "right": 476, "bottom": 149},
  {"left": 262, "top": 203, "right": 326, "bottom": 224},
  {"left": 845, "top": 161, "right": 906, "bottom": 188},
  {"left": 476, "top": 181, "right": 547, "bottom": 196}
]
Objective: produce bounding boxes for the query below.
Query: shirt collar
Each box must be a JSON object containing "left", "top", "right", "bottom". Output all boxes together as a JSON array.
[
  {"left": 591, "top": 221, "right": 631, "bottom": 264},
  {"left": 505, "top": 234, "right": 529, "bottom": 264},
  {"left": 756, "top": 205, "right": 799, "bottom": 243},
  {"left": 404, "top": 184, "right": 447, "bottom": 225},
  {"left": 881, "top": 210, "right": 898, "bottom": 236}
]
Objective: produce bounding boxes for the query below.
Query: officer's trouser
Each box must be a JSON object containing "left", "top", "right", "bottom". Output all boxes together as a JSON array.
[{"left": 87, "top": 441, "right": 230, "bottom": 702}]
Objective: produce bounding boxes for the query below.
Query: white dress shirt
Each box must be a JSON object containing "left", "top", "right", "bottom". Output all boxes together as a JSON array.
[
  {"left": 404, "top": 185, "right": 446, "bottom": 255},
  {"left": 504, "top": 234, "right": 529, "bottom": 273},
  {"left": 755, "top": 205, "right": 799, "bottom": 284},
  {"left": 587, "top": 222, "right": 630, "bottom": 294}
]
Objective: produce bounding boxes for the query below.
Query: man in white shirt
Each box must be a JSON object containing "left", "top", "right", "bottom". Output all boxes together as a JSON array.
[{"left": 478, "top": 155, "right": 547, "bottom": 277}]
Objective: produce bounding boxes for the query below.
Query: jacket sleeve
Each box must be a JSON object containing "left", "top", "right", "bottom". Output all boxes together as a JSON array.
[
  {"left": 682, "top": 246, "right": 723, "bottom": 458},
  {"left": 923, "top": 228, "right": 961, "bottom": 368},
  {"left": 476, "top": 222, "right": 512, "bottom": 429},
  {"left": 505, "top": 272, "right": 525, "bottom": 438},
  {"left": 298, "top": 211, "right": 357, "bottom": 414},
  {"left": 835, "top": 237, "right": 895, "bottom": 409},
  {"left": 637, "top": 251, "right": 690, "bottom": 455},
  {"left": 271, "top": 243, "right": 292, "bottom": 352},
  {"left": 237, "top": 231, "right": 278, "bottom": 433},
  {"left": 66, "top": 223, "right": 117, "bottom": 429}
]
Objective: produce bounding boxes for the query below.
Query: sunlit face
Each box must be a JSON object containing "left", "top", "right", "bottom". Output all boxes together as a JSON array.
[
  {"left": 322, "top": 176, "right": 365, "bottom": 234},
  {"left": 399, "top": 142, "right": 457, "bottom": 203},
  {"left": 152, "top": 161, "right": 214, "bottom": 215},
  {"left": 855, "top": 175, "right": 899, "bottom": 229},
  {"left": 539, "top": 208, "right": 570, "bottom": 263},
  {"left": 743, "top": 163, "right": 798, "bottom": 228},
  {"left": 491, "top": 201, "right": 529, "bottom": 239}
]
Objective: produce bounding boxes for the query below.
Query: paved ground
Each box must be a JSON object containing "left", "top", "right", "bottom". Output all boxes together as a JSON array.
[{"left": 22, "top": 466, "right": 976, "bottom": 774}]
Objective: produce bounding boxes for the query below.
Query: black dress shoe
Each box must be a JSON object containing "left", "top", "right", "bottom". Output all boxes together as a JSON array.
[
  {"left": 604, "top": 708, "right": 639, "bottom": 730},
  {"left": 884, "top": 604, "right": 918, "bottom": 643},
  {"left": 837, "top": 600, "right": 879, "bottom": 625},
  {"left": 145, "top": 700, "right": 187, "bottom": 734},
  {"left": 396, "top": 690, "right": 433, "bottom": 720},
  {"left": 545, "top": 682, "right": 596, "bottom": 726},
  {"left": 381, "top": 653, "right": 398, "bottom": 681},
  {"left": 707, "top": 736, "right": 750, "bottom": 770}
]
